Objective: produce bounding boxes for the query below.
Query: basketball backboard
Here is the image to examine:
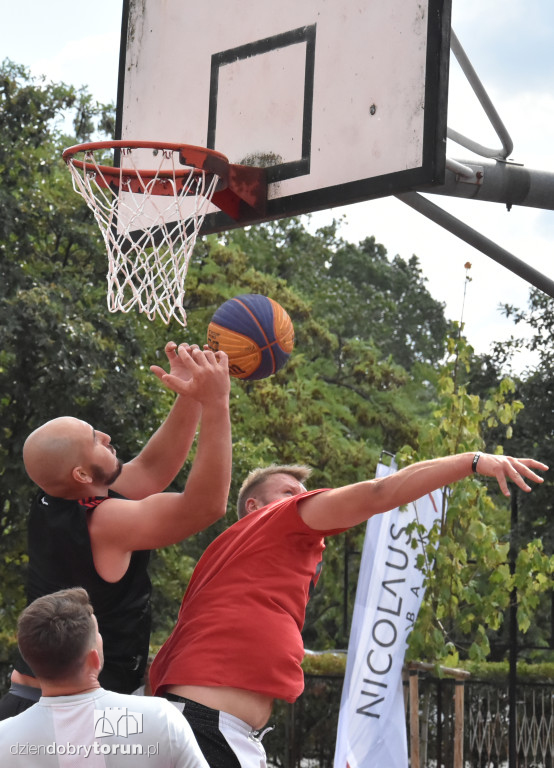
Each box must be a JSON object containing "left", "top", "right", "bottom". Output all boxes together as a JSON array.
[{"left": 116, "top": 0, "right": 451, "bottom": 234}]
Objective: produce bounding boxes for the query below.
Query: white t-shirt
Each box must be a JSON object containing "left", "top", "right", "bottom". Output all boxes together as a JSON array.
[{"left": 0, "top": 688, "right": 209, "bottom": 768}]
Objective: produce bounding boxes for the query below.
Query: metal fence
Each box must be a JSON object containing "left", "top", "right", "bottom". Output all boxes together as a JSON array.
[
  {"left": 465, "top": 681, "right": 553, "bottom": 768},
  {"left": 262, "top": 674, "right": 554, "bottom": 768},
  {"left": 264, "top": 675, "right": 343, "bottom": 767}
]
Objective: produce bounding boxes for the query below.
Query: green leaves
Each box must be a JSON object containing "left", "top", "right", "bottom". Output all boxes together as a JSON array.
[
  {"left": 0, "top": 61, "right": 154, "bottom": 625},
  {"left": 0, "top": 57, "right": 440, "bottom": 654},
  {"left": 224, "top": 219, "right": 450, "bottom": 370},
  {"left": 402, "top": 332, "right": 551, "bottom": 666},
  {"left": 1, "top": 60, "right": 549, "bottom": 674}
]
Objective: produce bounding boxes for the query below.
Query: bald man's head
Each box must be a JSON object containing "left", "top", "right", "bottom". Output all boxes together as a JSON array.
[{"left": 23, "top": 418, "right": 122, "bottom": 497}]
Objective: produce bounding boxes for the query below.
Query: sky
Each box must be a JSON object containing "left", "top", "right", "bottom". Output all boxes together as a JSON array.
[{"left": 1, "top": 0, "right": 553, "bottom": 370}]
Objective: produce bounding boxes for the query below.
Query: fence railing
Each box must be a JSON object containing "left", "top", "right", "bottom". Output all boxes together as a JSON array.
[
  {"left": 262, "top": 674, "right": 554, "bottom": 768},
  {"left": 466, "top": 682, "right": 553, "bottom": 768}
]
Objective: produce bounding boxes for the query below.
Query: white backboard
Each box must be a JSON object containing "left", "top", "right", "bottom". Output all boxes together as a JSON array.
[{"left": 117, "top": 0, "right": 451, "bottom": 232}]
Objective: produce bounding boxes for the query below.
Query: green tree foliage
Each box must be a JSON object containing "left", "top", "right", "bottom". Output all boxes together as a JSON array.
[
  {"left": 496, "top": 290, "right": 554, "bottom": 658},
  {"left": 13, "top": 58, "right": 548, "bottom": 677},
  {"left": 225, "top": 218, "right": 451, "bottom": 370},
  {"left": 497, "top": 289, "right": 554, "bottom": 552},
  {"left": 0, "top": 61, "right": 448, "bottom": 656},
  {"left": 0, "top": 61, "right": 162, "bottom": 632},
  {"left": 402, "top": 333, "right": 554, "bottom": 666},
  {"left": 464, "top": 288, "right": 554, "bottom": 656}
]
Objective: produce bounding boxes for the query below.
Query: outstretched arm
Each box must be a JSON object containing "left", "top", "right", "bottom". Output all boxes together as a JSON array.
[
  {"left": 111, "top": 342, "right": 202, "bottom": 500},
  {"left": 298, "top": 452, "right": 548, "bottom": 531},
  {"left": 89, "top": 346, "right": 232, "bottom": 581}
]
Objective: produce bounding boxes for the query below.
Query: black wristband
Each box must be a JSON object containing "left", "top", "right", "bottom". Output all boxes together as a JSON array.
[{"left": 472, "top": 452, "right": 482, "bottom": 473}]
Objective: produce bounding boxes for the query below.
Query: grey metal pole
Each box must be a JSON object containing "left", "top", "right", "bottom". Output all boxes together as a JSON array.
[
  {"left": 449, "top": 30, "right": 513, "bottom": 160},
  {"left": 428, "top": 159, "right": 554, "bottom": 211},
  {"left": 396, "top": 191, "right": 554, "bottom": 299}
]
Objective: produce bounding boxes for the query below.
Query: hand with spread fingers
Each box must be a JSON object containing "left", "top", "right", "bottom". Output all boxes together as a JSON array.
[
  {"left": 150, "top": 341, "right": 205, "bottom": 385},
  {"left": 473, "top": 452, "right": 548, "bottom": 497},
  {"left": 151, "top": 344, "right": 230, "bottom": 404},
  {"left": 150, "top": 341, "right": 196, "bottom": 384}
]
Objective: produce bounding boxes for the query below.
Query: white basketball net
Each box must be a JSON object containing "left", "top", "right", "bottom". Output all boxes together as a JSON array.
[{"left": 66, "top": 146, "right": 220, "bottom": 325}]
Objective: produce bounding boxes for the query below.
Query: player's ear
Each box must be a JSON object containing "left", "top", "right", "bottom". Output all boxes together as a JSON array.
[
  {"left": 88, "top": 648, "right": 102, "bottom": 672},
  {"left": 244, "top": 496, "right": 260, "bottom": 515},
  {"left": 72, "top": 466, "right": 92, "bottom": 485}
]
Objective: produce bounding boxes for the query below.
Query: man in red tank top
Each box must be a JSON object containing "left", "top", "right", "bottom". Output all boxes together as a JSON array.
[{"left": 150, "top": 451, "right": 547, "bottom": 768}]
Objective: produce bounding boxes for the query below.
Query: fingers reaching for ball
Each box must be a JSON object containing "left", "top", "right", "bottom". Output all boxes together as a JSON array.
[{"left": 151, "top": 344, "right": 230, "bottom": 403}]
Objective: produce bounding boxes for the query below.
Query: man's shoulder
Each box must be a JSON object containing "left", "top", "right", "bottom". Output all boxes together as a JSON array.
[
  {"left": 37, "top": 689, "right": 175, "bottom": 718},
  {"left": 0, "top": 714, "right": 15, "bottom": 731},
  {"left": 0, "top": 702, "right": 44, "bottom": 738},
  {"left": 29, "top": 492, "right": 116, "bottom": 515},
  {"left": 259, "top": 488, "right": 330, "bottom": 519}
]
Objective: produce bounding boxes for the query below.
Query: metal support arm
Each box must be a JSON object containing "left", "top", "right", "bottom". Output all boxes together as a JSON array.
[
  {"left": 396, "top": 191, "right": 554, "bottom": 299},
  {"left": 449, "top": 30, "right": 514, "bottom": 160},
  {"left": 430, "top": 159, "right": 554, "bottom": 211}
]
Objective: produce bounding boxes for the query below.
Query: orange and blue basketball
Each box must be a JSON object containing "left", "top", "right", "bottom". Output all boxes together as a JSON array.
[{"left": 207, "top": 294, "right": 294, "bottom": 380}]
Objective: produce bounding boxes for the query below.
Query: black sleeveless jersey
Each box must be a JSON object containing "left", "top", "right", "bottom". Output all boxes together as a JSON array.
[{"left": 15, "top": 490, "right": 152, "bottom": 693}]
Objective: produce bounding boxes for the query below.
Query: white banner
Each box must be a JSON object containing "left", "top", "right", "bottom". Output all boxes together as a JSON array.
[{"left": 334, "top": 461, "right": 445, "bottom": 768}]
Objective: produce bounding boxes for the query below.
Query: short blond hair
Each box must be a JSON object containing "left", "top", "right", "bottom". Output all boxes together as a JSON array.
[{"left": 237, "top": 464, "right": 312, "bottom": 519}]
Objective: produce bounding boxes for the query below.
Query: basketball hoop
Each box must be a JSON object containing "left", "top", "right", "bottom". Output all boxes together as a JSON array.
[{"left": 63, "top": 140, "right": 266, "bottom": 326}]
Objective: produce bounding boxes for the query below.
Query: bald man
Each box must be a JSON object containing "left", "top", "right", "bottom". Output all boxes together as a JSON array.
[{"left": 0, "top": 342, "right": 232, "bottom": 720}]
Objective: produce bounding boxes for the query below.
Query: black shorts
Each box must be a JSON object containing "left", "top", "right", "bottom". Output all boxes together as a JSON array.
[{"left": 163, "top": 693, "right": 271, "bottom": 768}]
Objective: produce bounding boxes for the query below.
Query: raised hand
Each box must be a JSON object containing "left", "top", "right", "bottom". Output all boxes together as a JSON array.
[
  {"left": 475, "top": 453, "right": 548, "bottom": 497},
  {"left": 151, "top": 344, "right": 230, "bottom": 404},
  {"left": 150, "top": 341, "right": 195, "bottom": 384}
]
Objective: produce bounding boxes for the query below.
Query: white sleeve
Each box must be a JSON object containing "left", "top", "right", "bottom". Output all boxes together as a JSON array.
[{"left": 163, "top": 701, "right": 210, "bottom": 768}]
